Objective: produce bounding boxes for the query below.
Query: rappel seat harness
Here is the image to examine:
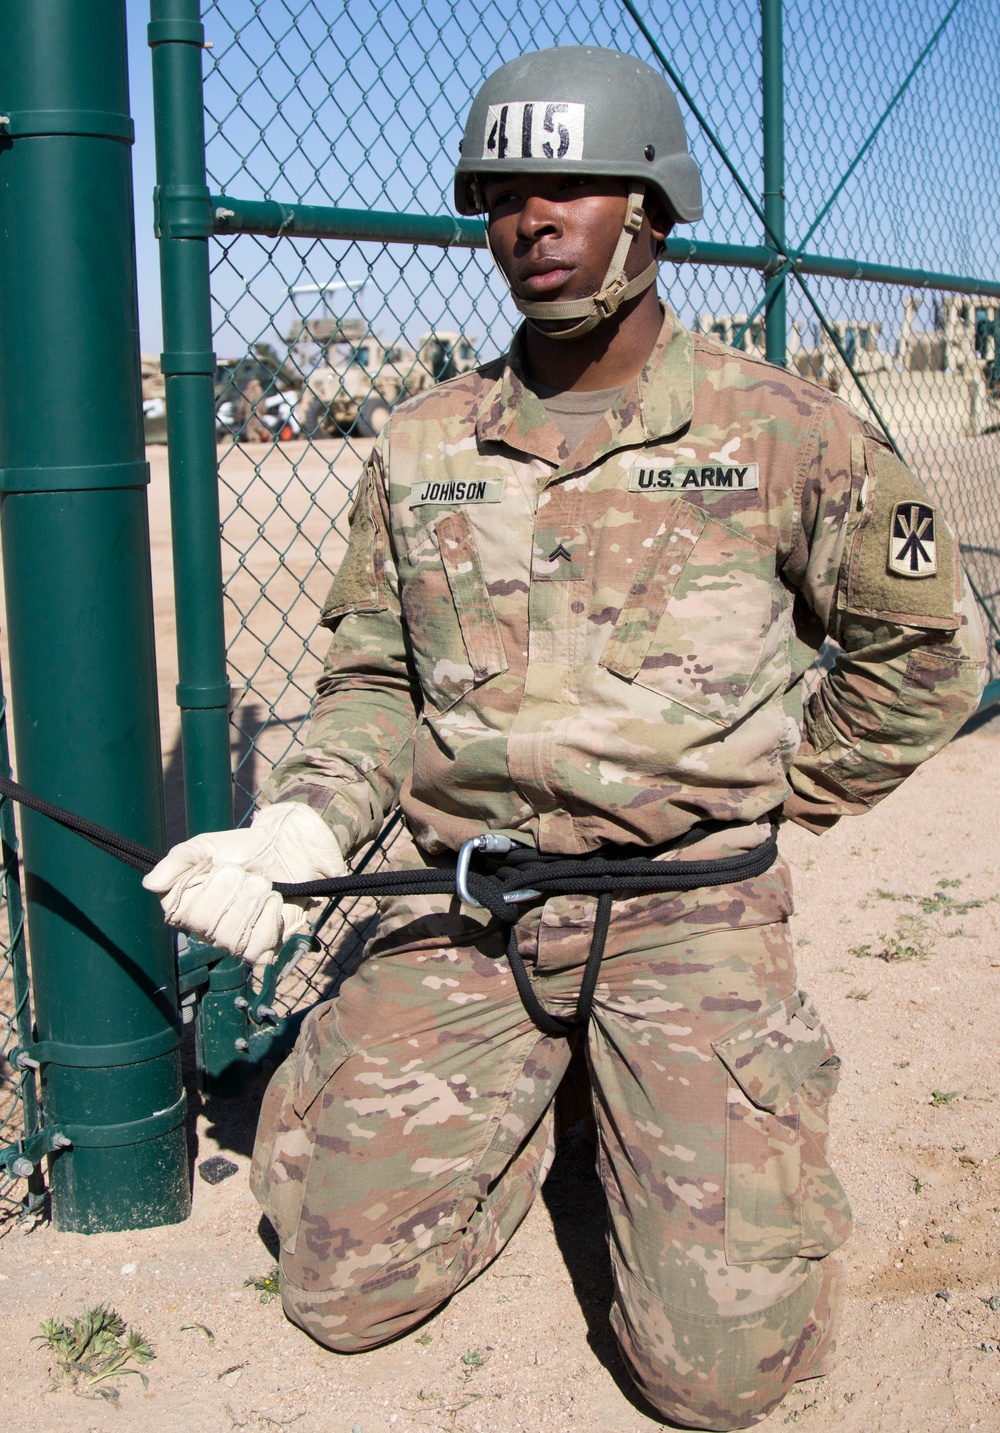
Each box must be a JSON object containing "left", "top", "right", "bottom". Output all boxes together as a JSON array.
[{"left": 0, "top": 773, "right": 777, "bottom": 1039}]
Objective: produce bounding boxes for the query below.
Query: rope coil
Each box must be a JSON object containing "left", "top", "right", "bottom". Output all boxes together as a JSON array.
[{"left": 0, "top": 773, "right": 778, "bottom": 1036}]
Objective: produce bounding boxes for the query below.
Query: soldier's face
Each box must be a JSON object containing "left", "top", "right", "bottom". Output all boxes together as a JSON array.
[{"left": 481, "top": 174, "right": 657, "bottom": 303}]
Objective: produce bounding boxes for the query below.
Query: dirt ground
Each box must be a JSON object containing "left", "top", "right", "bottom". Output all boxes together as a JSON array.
[{"left": 4, "top": 442, "right": 1000, "bottom": 1432}]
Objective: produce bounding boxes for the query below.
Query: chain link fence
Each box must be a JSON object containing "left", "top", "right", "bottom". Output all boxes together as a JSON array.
[
  {"left": 0, "top": 666, "right": 43, "bottom": 1228},
  {"left": 197, "top": 0, "right": 1000, "bottom": 1021},
  {"left": 3, "top": 0, "right": 999, "bottom": 1207}
]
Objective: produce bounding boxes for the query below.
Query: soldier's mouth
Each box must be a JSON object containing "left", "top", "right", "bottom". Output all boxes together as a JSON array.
[{"left": 518, "top": 263, "right": 575, "bottom": 294}]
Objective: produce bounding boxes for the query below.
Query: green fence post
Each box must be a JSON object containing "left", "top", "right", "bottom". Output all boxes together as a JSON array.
[
  {"left": 762, "top": 0, "right": 787, "bottom": 367},
  {"left": 148, "top": 0, "right": 251, "bottom": 1097},
  {"left": 0, "top": 0, "right": 189, "bottom": 1230}
]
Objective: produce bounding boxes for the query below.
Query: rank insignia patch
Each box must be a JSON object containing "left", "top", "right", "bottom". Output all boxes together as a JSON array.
[{"left": 889, "top": 501, "right": 937, "bottom": 577}]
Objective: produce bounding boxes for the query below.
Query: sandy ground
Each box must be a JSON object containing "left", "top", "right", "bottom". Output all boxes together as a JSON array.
[{"left": 3, "top": 439, "right": 1000, "bottom": 1431}]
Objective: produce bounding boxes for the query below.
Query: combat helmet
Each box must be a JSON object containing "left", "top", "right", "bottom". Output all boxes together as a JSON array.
[{"left": 455, "top": 46, "right": 703, "bottom": 339}]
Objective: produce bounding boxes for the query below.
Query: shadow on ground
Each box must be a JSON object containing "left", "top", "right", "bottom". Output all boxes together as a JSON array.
[{"left": 542, "top": 1122, "right": 665, "bottom": 1422}]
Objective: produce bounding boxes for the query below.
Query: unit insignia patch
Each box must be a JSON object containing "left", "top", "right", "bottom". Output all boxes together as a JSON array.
[{"left": 889, "top": 501, "right": 937, "bottom": 577}]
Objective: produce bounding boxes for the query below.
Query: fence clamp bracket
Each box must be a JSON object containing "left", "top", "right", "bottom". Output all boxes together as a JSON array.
[
  {"left": 0, "top": 1126, "right": 72, "bottom": 1179},
  {"left": 154, "top": 183, "right": 214, "bottom": 240}
]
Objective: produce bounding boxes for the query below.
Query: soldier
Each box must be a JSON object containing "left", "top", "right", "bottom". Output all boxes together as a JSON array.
[{"left": 145, "top": 47, "right": 986, "bottom": 1431}]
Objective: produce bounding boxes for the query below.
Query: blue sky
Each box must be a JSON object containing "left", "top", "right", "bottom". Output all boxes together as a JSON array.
[{"left": 126, "top": 0, "right": 998, "bottom": 358}]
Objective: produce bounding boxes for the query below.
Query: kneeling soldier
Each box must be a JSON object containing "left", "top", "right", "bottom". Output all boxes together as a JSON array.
[{"left": 146, "top": 46, "right": 986, "bottom": 1431}]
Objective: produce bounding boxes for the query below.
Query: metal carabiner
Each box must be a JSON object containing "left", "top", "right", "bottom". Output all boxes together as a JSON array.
[{"left": 455, "top": 832, "right": 517, "bottom": 907}]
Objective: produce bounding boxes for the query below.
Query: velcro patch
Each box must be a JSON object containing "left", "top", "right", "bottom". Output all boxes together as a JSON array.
[
  {"left": 628, "top": 463, "right": 760, "bottom": 494},
  {"left": 410, "top": 477, "right": 505, "bottom": 507},
  {"left": 483, "top": 102, "right": 586, "bottom": 162},
  {"left": 889, "top": 501, "right": 937, "bottom": 577},
  {"left": 843, "top": 442, "right": 959, "bottom": 630}
]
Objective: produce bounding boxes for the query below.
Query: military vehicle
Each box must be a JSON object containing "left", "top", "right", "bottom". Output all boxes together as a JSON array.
[
  {"left": 214, "top": 352, "right": 300, "bottom": 442},
  {"left": 288, "top": 316, "right": 478, "bottom": 438}
]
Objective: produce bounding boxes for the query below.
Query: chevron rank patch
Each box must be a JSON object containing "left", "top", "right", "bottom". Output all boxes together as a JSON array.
[{"left": 889, "top": 501, "right": 937, "bottom": 577}]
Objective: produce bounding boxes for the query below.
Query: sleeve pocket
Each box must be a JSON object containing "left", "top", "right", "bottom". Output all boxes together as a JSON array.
[{"left": 713, "top": 990, "right": 853, "bottom": 1263}]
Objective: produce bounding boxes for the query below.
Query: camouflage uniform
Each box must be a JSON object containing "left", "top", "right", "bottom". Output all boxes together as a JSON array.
[{"left": 252, "top": 309, "right": 985, "bottom": 1429}]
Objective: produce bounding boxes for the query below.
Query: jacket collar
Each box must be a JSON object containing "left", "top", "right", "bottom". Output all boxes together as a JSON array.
[{"left": 474, "top": 307, "right": 695, "bottom": 475}]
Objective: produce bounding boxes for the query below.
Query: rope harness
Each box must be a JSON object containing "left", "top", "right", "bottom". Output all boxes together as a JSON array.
[{"left": 0, "top": 773, "right": 778, "bottom": 1038}]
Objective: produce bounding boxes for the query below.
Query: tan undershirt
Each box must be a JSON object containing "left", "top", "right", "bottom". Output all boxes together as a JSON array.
[{"left": 526, "top": 379, "right": 624, "bottom": 452}]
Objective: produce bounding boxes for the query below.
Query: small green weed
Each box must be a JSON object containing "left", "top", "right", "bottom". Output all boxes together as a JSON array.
[
  {"left": 874, "top": 883, "right": 986, "bottom": 919},
  {"left": 245, "top": 1267, "right": 280, "bottom": 1303},
  {"left": 851, "top": 881, "right": 990, "bottom": 965},
  {"left": 913, "top": 1176, "right": 923, "bottom": 1194},
  {"left": 34, "top": 1304, "right": 154, "bottom": 1402},
  {"left": 179, "top": 1322, "right": 214, "bottom": 1342},
  {"left": 850, "top": 914, "right": 934, "bottom": 962},
  {"left": 930, "top": 1089, "right": 961, "bottom": 1107},
  {"left": 461, "top": 1348, "right": 486, "bottom": 1370}
]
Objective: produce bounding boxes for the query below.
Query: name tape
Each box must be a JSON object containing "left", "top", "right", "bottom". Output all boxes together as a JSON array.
[
  {"left": 410, "top": 477, "right": 505, "bottom": 507},
  {"left": 628, "top": 463, "right": 760, "bottom": 494},
  {"left": 483, "top": 102, "right": 586, "bottom": 163}
]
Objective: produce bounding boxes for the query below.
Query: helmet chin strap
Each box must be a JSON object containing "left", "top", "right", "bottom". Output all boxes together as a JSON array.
[{"left": 482, "top": 183, "right": 657, "bottom": 341}]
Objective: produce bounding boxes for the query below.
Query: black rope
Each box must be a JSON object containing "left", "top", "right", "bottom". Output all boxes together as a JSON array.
[
  {"left": 0, "top": 772, "right": 779, "bottom": 1036},
  {"left": 0, "top": 774, "right": 161, "bottom": 874}
]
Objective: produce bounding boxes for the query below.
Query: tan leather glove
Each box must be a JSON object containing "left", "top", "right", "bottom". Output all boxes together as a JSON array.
[{"left": 142, "top": 803, "right": 346, "bottom": 966}]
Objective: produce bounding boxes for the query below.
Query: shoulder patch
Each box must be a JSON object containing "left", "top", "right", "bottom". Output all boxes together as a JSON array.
[
  {"left": 889, "top": 501, "right": 937, "bottom": 577},
  {"left": 841, "top": 442, "right": 959, "bottom": 630},
  {"left": 320, "top": 464, "right": 388, "bottom": 626}
]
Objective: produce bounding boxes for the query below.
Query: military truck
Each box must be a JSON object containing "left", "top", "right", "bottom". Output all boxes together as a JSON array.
[
  {"left": 290, "top": 319, "right": 478, "bottom": 438},
  {"left": 214, "top": 352, "right": 300, "bottom": 442}
]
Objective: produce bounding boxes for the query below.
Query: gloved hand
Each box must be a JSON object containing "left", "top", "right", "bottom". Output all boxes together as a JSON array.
[{"left": 142, "top": 802, "right": 347, "bottom": 966}]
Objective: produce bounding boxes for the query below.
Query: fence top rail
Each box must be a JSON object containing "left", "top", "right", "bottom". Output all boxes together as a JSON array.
[{"left": 209, "top": 196, "right": 1000, "bottom": 300}]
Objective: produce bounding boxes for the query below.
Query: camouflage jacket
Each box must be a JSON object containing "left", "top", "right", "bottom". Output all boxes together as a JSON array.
[{"left": 265, "top": 309, "right": 986, "bottom": 857}]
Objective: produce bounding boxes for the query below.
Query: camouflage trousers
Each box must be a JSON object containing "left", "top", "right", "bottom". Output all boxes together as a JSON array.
[{"left": 251, "top": 842, "right": 852, "bottom": 1431}]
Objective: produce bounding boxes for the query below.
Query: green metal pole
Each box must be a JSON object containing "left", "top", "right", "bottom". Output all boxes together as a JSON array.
[
  {"left": 761, "top": 0, "right": 787, "bottom": 366},
  {"left": 0, "top": 0, "right": 189, "bottom": 1230},
  {"left": 148, "top": 0, "right": 250, "bottom": 1096}
]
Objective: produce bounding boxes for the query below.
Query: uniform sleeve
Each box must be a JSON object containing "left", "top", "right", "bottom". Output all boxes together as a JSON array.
[
  {"left": 262, "top": 440, "right": 420, "bottom": 857},
  {"left": 782, "top": 400, "right": 987, "bottom": 834}
]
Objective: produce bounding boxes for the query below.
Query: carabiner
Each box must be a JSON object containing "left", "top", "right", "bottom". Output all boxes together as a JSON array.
[{"left": 455, "top": 832, "right": 516, "bottom": 906}]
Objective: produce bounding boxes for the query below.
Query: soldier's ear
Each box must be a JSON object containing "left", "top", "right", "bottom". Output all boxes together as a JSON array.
[{"left": 644, "top": 197, "right": 672, "bottom": 255}]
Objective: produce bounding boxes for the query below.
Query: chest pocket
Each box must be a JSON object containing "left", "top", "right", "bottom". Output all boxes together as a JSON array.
[
  {"left": 398, "top": 509, "right": 507, "bottom": 712},
  {"left": 599, "top": 502, "right": 775, "bottom": 726}
]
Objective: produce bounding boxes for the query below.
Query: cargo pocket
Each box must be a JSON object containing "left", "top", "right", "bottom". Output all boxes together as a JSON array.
[
  {"left": 249, "top": 1002, "right": 346, "bottom": 1255},
  {"left": 600, "top": 507, "right": 775, "bottom": 726},
  {"left": 713, "top": 990, "right": 852, "bottom": 1264},
  {"left": 398, "top": 510, "right": 507, "bottom": 712}
]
